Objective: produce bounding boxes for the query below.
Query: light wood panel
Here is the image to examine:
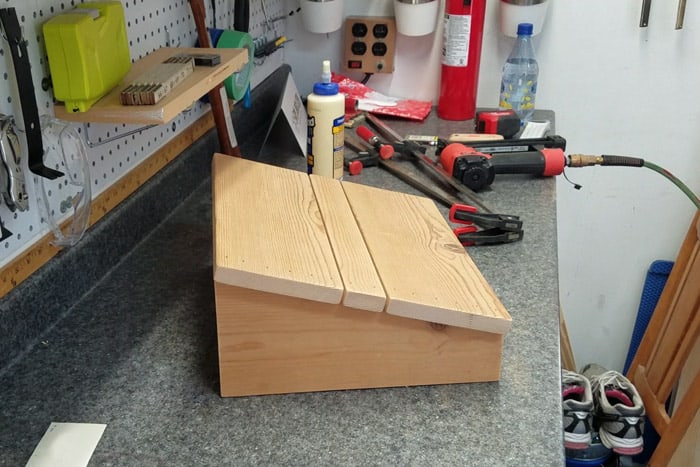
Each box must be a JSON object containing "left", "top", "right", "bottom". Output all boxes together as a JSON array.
[
  {"left": 215, "top": 283, "right": 504, "bottom": 397},
  {"left": 309, "top": 175, "right": 386, "bottom": 312},
  {"left": 54, "top": 47, "right": 248, "bottom": 125},
  {"left": 212, "top": 155, "right": 344, "bottom": 304},
  {"left": 341, "top": 181, "right": 512, "bottom": 335},
  {"left": 212, "top": 158, "right": 511, "bottom": 396}
]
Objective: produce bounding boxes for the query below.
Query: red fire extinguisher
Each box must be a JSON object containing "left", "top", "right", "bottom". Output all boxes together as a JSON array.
[{"left": 437, "top": 0, "right": 487, "bottom": 121}]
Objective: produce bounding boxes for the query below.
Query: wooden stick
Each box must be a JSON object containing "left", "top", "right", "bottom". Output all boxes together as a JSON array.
[{"left": 188, "top": 0, "right": 241, "bottom": 157}]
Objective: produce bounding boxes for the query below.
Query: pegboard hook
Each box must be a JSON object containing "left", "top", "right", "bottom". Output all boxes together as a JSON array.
[{"left": 0, "top": 7, "right": 63, "bottom": 180}]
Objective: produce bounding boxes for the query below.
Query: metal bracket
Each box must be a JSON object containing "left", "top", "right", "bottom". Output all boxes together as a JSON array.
[
  {"left": 640, "top": 0, "right": 652, "bottom": 27},
  {"left": 676, "top": 0, "right": 687, "bottom": 29},
  {"left": 0, "top": 7, "right": 63, "bottom": 180},
  {"left": 82, "top": 122, "right": 157, "bottom": 149}
]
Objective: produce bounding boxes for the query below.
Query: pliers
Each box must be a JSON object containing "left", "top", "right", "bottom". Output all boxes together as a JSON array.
[{"left": 449, "top": 204, "right": 524, "bottom": 246}]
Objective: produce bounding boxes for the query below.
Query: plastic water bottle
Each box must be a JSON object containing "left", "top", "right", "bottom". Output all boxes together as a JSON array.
[{"left": 498, "top": 22, "right": 539, "bottom": 125}]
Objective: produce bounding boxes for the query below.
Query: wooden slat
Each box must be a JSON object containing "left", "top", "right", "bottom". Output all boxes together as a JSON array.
[
  {"left": 560, "top": 308, "right": 577, "bottom": 371},
  {"left": 647, "top": 240, "right": 700, "bottom": 401},
  {"left": 309, "top": 175, "right": 386, "bottom": 312},
  {"left": 655, "top": 368, "right": 700, "bottom": 465},
  {"left": 54, "top": 47, "right": 248, "bottom": 125},
  {"left": 0, "top": 108, "right": 218, "bottom": 298},
  {"left": 626, "top": 212, "right": 700, "bottom": 467},
  {"left": 669, "top": 336, "right": 700, "bottom": 466},
  {"left": 629, "top": 212, "right": 700, "bottom": 380},
  {"left": 341, "top": 181, "right": 512, "bottom": 334},
  {"left": 212, "top": 155, "right": 343, "bottom": 304}
]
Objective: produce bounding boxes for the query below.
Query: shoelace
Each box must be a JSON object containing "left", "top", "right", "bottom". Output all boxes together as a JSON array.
[
  {"left": 562, "top": 369, "right": 586, "bottom": 386},
  {"left": 590, "top": 370, "right": 629, "bottom": 393}
]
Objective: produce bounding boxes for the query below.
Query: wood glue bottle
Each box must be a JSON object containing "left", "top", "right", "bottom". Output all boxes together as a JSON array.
[{"left": 306, "top": 60, "right": 344, "bottom": 179}]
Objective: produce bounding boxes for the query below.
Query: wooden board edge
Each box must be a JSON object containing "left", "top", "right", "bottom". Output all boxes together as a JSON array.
[
  {"left": 560, "top": 307, "right": 577, "bottom": 371},
  {"left": 211, "top": 157, "right": 345, "bottom": 304},
  {"left": 386, "top": 298, "right": 513, "bottom": 335},
  {"left": 213, "top": 267, "right": 344, "bottom": 305},
  {"left": 0, "top": 108, "right": 218, "bottom": 299},
  {"left": 342, "top": 181, "right": 512, "bottom": 333},
  {"left": 310, "top": 175, "right": 387, "bottom": 313}
]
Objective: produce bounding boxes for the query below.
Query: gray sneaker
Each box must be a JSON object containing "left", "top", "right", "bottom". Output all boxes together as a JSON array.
[
  {"left": 585, "top": 368, "right": 645, "bottom": 456},
  {"left": 562, "top": 369, "right": 594, "bottom": 450}
]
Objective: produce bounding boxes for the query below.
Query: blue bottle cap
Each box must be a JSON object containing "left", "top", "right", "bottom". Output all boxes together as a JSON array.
[
  {"left": 517, "top": 23, "right": 534, "bottom": 36},
  {"left": 313, "top": 81, "right": 339, "bottom": 96}
]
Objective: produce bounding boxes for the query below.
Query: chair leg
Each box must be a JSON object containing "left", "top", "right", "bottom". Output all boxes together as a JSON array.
[{"left": 649, "top": 367, "right": 700, "bottom": 466}]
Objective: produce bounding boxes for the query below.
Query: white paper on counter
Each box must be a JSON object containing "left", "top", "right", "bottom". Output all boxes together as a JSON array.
[{"left": 25, "top": 422, "right": 107, "bottom": 467}]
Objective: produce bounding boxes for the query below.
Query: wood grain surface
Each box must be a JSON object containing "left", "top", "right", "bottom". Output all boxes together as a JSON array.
[
  {"left": 310, "top": 174, "right": 386, "bottom": 312},
  {"left": 215, "top": 283, "right": 504, "bottom": 396},
  {"left": 341, "top": 181, "right": 512, "bottom": 334},
  {"left": 213, "top": 156, "right": 511, "bottom": 333},
  {"left": 212, "top": 155, "right": 344, "bottom": 304}
]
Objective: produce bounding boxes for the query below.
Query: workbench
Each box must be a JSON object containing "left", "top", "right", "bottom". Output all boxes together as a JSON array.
[{"left": 0, "top": 66, "right": 563, "bottom": 465}]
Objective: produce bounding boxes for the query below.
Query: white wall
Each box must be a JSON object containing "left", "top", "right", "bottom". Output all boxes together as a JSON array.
[{"left": 284, "top": 0, "right": 700, "bottom": 372}]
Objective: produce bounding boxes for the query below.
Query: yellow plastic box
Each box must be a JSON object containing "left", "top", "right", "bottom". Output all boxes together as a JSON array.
[{"left": 43, "top": 2, "right": 130, "bottom": 113}]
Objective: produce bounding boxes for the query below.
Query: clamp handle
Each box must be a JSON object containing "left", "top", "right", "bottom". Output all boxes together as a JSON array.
[{"left": 356, "top": 126, "right": 394, "bottom": 159}]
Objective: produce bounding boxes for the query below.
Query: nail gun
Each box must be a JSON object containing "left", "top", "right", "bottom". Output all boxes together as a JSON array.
[{"left": 437, "top": 136, "right": 568, "bottom": 191}]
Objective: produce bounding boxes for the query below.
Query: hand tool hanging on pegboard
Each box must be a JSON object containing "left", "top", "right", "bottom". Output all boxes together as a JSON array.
[
  {"left": 0, "top": 7, "right": 93, "bottom": 247},
  {"left": 0, "top": 7, "right": 63, "bottom": 180},
  {"left": 234, "top": 0, "right": 250, "bottom": 33},
  {"left": 0, "top": 115, "right": 29, "bottom": 212},
  {"left": 188, "top": 0, "right": 242, "bottom": 157}
]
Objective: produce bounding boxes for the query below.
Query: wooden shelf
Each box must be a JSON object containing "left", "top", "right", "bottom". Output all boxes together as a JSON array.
[{"left": 54, "top": 47, "right": 248, "bottom": 125}]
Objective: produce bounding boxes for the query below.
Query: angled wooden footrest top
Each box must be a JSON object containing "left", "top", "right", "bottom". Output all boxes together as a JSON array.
[{"left": 212, "top": 154, "right": 511, "bottom": 397}]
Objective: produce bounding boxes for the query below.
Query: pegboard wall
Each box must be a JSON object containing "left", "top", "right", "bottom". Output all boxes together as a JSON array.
[{"left": 0, "top": 0, "right": 286, "bottom": 269}]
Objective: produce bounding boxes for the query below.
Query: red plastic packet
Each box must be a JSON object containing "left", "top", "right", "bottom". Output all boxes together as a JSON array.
[{"left": 332, "top": 73, "right": 432, "bottom": 121}]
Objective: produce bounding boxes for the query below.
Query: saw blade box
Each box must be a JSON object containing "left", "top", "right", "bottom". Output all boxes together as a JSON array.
[
  {"left": 212, "top": 155, "right": 512, "bottom": 397},
  {"left": 43, "top": 1, "right": 131, "bottom": 113}
]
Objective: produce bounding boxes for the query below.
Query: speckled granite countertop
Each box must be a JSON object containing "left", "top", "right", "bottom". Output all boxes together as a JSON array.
[{"left": 0, "top": 67, "right": 563, "bottom": 466}]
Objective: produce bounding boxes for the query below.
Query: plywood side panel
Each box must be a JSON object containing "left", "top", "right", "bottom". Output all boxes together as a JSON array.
[
  {"left": 215, "top": 283, "right": 504, "bottom": 397},
  {"left": 212, "top": 155, "right": 343, "bottom": 304},
  {"left": 309, "top": 175, "right": 386, "bottom": 312},
  {"left": 342, "top": 181, "right": 511, "bottom": 335}
]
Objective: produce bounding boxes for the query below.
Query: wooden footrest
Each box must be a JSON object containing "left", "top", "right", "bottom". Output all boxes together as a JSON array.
[{"left": 212, "top": 155, "right": 511, "bottom": 397}]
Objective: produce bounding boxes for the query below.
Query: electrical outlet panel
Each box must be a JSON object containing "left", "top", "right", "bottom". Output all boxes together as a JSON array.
[{"left": 343, "top": 16, "right": 396, "bottom": 74}]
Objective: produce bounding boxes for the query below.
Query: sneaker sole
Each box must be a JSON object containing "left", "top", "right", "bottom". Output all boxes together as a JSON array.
[
  {"left": 599, "top": 429, "right": 643, "bottom": 456},
  {"left": 564, "top": 432, "right": 592, "bottom": 450}
]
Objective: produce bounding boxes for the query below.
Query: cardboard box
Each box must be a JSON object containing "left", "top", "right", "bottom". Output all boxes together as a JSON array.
[{"left": 212, "top": 155, "right": 511, "bottom": 397}]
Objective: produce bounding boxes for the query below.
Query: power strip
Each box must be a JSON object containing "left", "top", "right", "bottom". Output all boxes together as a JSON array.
[{"left": 343, "top": 16, "right": 396, "bottom": 74}]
